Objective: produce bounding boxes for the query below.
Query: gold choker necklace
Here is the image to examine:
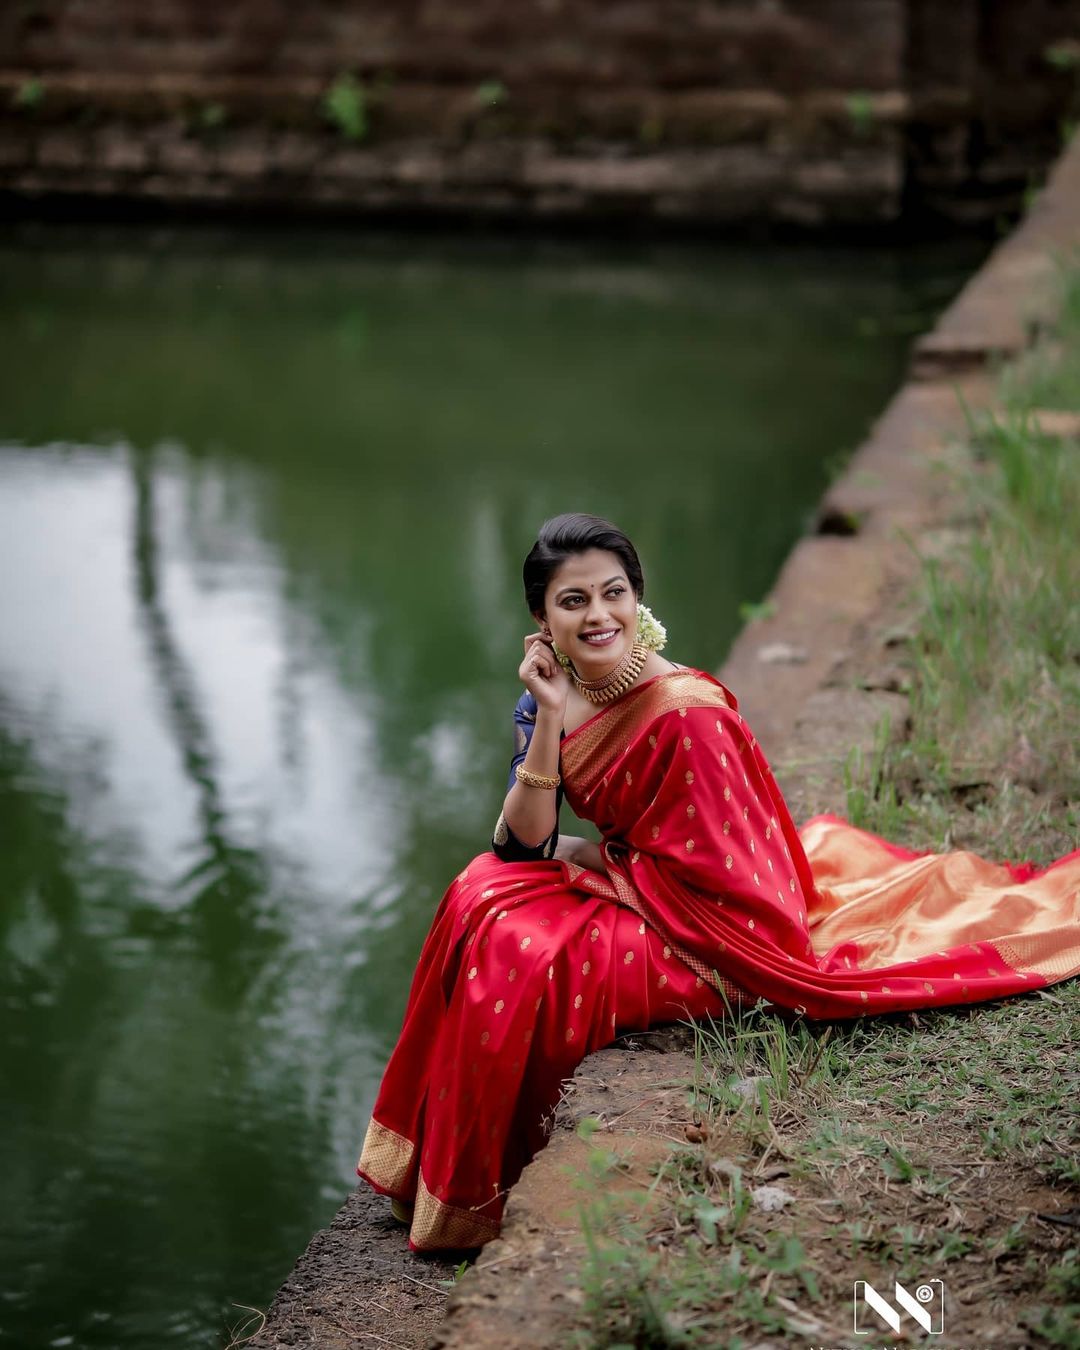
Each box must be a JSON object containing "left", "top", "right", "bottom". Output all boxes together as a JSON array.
[{"left": 572, "top": 640, "right": 649, "bottom": 704}]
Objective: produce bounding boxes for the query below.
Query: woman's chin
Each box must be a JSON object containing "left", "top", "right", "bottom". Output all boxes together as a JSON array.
[{"left": 573, "top": 635, "right": 630, "bottom": 674}]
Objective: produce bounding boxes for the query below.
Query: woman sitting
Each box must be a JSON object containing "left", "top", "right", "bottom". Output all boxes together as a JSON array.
[{"left": 357, "top": 513, "right": 1079, "bottom": 1252}]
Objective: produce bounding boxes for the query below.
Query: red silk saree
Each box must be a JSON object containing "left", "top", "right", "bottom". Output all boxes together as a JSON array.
[{"left": 357, "top": 669, "right": 1080, "bottom": 1251}]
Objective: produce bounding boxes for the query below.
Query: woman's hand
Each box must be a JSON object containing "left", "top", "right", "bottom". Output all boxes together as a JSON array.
[
  {"left": 518, "top": 631, "right": 570, "bottom": 719},
  {"left": 554, "top": 835, "right": 608, "bottom": 874}
]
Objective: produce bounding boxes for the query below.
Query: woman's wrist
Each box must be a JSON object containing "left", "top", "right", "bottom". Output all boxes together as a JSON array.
[{"left": 533, "top": 706, "right": 564, "bottom": 731}]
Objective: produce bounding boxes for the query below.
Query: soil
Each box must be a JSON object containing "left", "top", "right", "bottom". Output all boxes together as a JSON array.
[
  {"left": 242, "top": 1186, "right": 456, "bottom": 1349},
  {"left": 247, "top": 132, "right": 1080, "bottom": 1350}
]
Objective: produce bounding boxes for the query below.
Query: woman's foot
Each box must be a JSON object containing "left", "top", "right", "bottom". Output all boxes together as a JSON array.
[{"left": 390, "top": 1197, "right": 414, "bottom": 1226}]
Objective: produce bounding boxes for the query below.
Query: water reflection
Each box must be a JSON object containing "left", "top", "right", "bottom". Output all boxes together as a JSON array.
[{"left": 0, "top": 225, "right": 982, "bottom": 1348}]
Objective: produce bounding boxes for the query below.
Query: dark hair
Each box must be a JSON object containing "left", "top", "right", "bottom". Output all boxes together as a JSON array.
[{"left": 523, "top": 513, "right": 645, "bottom": 616}]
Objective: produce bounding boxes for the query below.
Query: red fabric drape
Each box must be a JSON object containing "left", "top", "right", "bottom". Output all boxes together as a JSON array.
[{"left": 359, "top": 669, "right": 1079, "bottom": 1250}]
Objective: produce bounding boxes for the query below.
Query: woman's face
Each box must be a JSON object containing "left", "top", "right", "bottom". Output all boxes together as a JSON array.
[{"left": 539, "top": 549, "right": 638, "bottom": 676}]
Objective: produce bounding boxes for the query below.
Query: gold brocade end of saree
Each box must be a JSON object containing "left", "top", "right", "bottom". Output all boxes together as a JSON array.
[
  {"left": 803, "top": 820, "right": 1080, "bottom": 976},
  {"left": 411, "top": 1172, "right": 501, "bottom": 1250},
  {"left": 993, "top": 927, "right": 1080, "bottom": 981},
  {"left": 358, "top": 1118, "right": 415, "bottom": 1194}
]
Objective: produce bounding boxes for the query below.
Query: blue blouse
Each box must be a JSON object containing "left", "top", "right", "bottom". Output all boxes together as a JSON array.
[{"left": 491, "top": 690, "right": 563, "bottom": 861}]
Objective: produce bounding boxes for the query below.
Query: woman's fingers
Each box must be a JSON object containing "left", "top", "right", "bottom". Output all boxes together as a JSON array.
[
  {"left": 522, "top": 646, "right": 552, "bottom": 680},
  {"left": 521, "top": 632, "right": 557, "bottom": 680}
]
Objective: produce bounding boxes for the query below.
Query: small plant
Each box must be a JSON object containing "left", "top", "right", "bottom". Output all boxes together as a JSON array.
[
  {"left": 1045, "top": 40, "right": 1080, "bottom": 72},
  {"left": 880, "top": 1140, "right": 917, "bottom": 1183},
  {"left": 737, "top": 598, "right": 776, "bottom": 623},
  {"left": 474, "top": 80, "right": 507, "bottom": 109},
  {"left": 1028, "top": 1304, "right": 1080, "bottom": 1350},
  {"left": 13, "top": 77, "right": 44, "bottom": 111},
  {"left": 1044, "top": 1152, "right": 1080, "bottom": 1187},
  {"left": 639, "top": 112, "right": 665, "bottom": 146},
  {"left": 846, "top": 91, "right": 875, "bottom": 136},
  {"left": 322, "top": 73, "right": 368, "bottom": 142},
  {"left": 198, "top": 101, "right": 227, "bottom": 131},
  {"left": 437, "top": 1257, "right": 472, "bottom": 1290}
]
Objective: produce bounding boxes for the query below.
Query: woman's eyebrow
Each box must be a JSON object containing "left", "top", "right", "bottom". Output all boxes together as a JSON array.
[{"left": 554, "top": 576, "right": 624, "bottom": 600}]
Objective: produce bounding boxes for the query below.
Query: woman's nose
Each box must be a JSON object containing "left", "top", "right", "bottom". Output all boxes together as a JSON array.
[{"left": 584, "top": 594, "right": 609, "bottom": 623}]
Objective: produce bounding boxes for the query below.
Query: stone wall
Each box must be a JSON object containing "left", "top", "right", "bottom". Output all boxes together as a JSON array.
[{"left": 1, "top": 1, "right": 1078, "bottom": 227}]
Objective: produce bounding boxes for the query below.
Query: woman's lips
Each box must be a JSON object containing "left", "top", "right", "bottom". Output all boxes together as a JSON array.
[{"left": 579, "top": 628, "right": 620, "bottom": 647}]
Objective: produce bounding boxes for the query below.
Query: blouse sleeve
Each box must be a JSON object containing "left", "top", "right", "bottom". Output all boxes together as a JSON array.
[{"left": 491, "top": 691, "right": 563, "bottom": 861}]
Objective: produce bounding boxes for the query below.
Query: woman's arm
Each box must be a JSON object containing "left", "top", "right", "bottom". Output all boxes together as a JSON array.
[
  {"left": 491, "top": 692, "right": 562, "bottom": 861},
  {"left": 501, "top": 706, "right": 562, "bottom": 847},
  {"left": 492, "top": 630, "right": 571, "bottom": 859}
]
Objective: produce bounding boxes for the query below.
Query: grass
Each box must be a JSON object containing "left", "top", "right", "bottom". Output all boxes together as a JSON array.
[
  {"left": 572, "top": 986, "right": 1080, "bottom": 1346},
  {"left": 843, "top": 260, "right": 1080, "bottom": 866},
  {"left": 567, "top": 263, "right": 1080, "bottom": 1347}
]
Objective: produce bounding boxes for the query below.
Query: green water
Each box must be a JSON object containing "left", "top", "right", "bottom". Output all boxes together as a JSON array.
[{"left": 0, "top": 224, "right": 982, "bottom": 1348}]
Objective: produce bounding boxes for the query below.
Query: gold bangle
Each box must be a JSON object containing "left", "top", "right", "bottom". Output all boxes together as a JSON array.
[{"left": 515, "top": 764, "right": 561, "bottom": 790}]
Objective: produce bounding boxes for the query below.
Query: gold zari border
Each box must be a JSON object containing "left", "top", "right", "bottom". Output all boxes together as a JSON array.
[
  {"left": 561, "top": 671, "right": 730, "bottom": 795},
  {"left": 992, "top": 929, "right": 1080, "bottom": 981},
  {"left": 358, "top": 1117, "right": 415, "bottom": 1194},
  {"left": 608, "top": 864, "right": 744, "bottom": 1005},
  {"left": 411, "top": 1171, "right": 501, "bottom": 1250}
]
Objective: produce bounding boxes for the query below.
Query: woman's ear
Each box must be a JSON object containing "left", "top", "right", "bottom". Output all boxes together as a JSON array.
[{"left": 533, "top": 612, "right": 550, "bottom": 635}]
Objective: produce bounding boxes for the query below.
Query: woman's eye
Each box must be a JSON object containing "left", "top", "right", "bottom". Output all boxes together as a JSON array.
[{"left": 607, "top": 588, "right": 625, "bottom": 598}]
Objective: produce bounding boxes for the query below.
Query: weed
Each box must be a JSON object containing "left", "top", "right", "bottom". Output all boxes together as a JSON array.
[
  {"left": 737, "top": 598, "right": 777, "bottom": 624},
  {"left": 13, "top": 77, "right": 44, "bottom": 111},
  {"left": 198, "top": 101, "right": 227, "bottom": 131},
  {"left": 1045, "top": 40, "right": 1080, "bottom": 72},
  {"left": 437, "top": 1258, "right": 472, "bottom": 1290},
  {"left": 639, "top": 112, "right": 665, "bottom": 146},
  {"left": 474, "top": 80, "right": 507, "bottom": 109},
  {"left": 322, "top": 73, "right": 368, "bottom": 142},
  {"left": 1045, "top": 1153, "right": 1080, "bottom": 1188},
  {"left": 846, "top": 92, "right": 875, "bottom": 136},
  {"left": 1027, "top": 1303, "right": 1080, "bottom": 1350}
]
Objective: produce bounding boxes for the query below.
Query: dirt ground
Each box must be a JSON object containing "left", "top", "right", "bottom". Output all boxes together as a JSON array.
[{"left": 241, "top": 1185, "right": 457, "bottom": 1349}]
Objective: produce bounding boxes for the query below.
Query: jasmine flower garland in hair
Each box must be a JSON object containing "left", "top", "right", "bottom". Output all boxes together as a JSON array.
[{"left": 635, "top": 602, "right": 667, "bottom": 652}]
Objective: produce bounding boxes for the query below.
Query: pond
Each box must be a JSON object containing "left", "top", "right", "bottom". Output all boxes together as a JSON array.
[{"left": 0, "top": 223, "right": 982, "bottom": 1349}]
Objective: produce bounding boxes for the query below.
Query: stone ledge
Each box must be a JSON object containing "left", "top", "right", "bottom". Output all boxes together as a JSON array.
[{"left": 911, "top": 127, "right": 1080, "bottom": 378}]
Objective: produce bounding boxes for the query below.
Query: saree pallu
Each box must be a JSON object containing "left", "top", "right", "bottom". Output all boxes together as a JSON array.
[{"left": 358, "top": 669, "right": 1080, "bottom": 1251}]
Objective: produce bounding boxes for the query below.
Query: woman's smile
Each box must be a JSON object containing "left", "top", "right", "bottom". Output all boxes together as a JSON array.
[{"left": 540, "top": 548, "right": 640, "bottom": 674}]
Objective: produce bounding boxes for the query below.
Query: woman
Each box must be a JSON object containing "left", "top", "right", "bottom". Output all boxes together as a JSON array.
[{"left": 357, "top": 513, "right": 1079, "bottom": 1253}]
